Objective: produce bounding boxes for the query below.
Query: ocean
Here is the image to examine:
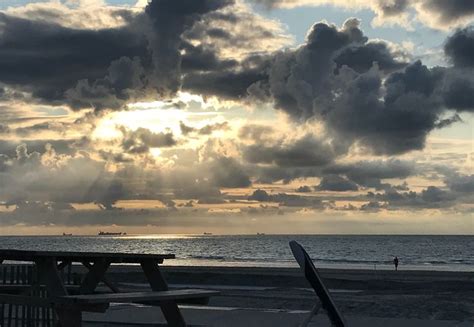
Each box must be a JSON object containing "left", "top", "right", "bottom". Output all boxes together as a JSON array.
[{"left": 0, "top": 234, "right": 472, "bottom": 271}]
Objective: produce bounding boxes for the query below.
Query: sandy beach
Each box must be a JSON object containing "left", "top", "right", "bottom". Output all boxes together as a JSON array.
[{"left": 90, "top": 265, "right": 474, "bottom": 322}]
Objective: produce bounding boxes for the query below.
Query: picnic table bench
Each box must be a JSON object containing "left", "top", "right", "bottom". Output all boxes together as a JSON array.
[{"left": 0, "top": 249, "right": 219, "bottom": 327}]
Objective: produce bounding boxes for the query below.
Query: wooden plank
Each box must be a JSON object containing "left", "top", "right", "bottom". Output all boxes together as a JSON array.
[
  {"left": 35, "top": 258, "right": 73, "bottom": 327},
  {"left": 56, "top": 261, "right": 71, "bottom": 271},
  {"left": 141, "top": 260, "right": 169, "bottom": 291},
  {"left": 0, "top": 284, "right": 82, "bottom": 295},
  {"left": 0, "top": 295, "right": 52, "bottom": 308},
  {"left": 82, "top": 261, "right": 119, "bottom": 293},
  {"left": 0, "top": 250, "right": 173, "bottom": 263},
  {"left": 56, "top": 289, "right": 220, "bottom": 305},
  {"left": 35, "top": 258, "right": 68, "bottom": 297},
  {"left": 55, "top": 306, "right": 81, "bottom": 327},
  {"left": 79, "top": 260, "right": 110, "bottom": 294},
  {"left": 141, "top": 259, "right": 186, "bottom": 327}
]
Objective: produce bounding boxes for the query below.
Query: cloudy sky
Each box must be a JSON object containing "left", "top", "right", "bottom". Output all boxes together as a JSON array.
[{"left": 0, "top": 0, "right": 472, "bottom": 235}]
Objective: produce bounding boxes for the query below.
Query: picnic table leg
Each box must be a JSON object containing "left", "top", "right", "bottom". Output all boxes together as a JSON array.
[
  {"left": 79, "top": 259, "right": 111, "bottom": 294},
  {"left": 55, "top": 306, "right": 82, "bottom": 327},
  {"left": 81, "top": 261, "right": 119, "bottom": 293},
  {"left": 141, "top": 259, "right": 186, "bottom": 327},
  {"left": 35, "top": 258, "right": 68, "bottom": 297},
  {"left": 35, "top": 258, "right": 82, "bottom": 327}
]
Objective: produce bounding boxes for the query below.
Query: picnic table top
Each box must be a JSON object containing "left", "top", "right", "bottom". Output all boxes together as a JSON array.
[{"left": 0, "top": 249, "right": 175, "bottom": 263}]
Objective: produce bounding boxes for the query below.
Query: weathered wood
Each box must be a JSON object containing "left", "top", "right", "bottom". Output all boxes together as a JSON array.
[
  {"left": 0, "top": 253, "right": 184, "bottom": 326},
  {"left": 56, "top": 261, "right": 71, "bottom": 271},
  {"left": 35, "top": 258, "right": 68, "bottom": 297},
  {"left": 57, "top": 289, "right": 220, "bottom": 305},
  {"left": 79, "top": 260, "right": 110, "bottom": 294},
  {"left": 0, "top": 250, "right": 173, "bottom": 264},
  {"left": 81, "top": 261, "right": 119, "bottom": 293},
  {"left": 141, "top": 260, "right": 169, "bottom": 291},
  {"left": 34, "top": 258, "right": 71, "bottom": 327},
  {"left": 0, "top": 295, "right": 51, "bottom": 307},
  {"left": 55, "top": 306, "right": 81, "bottom": 327},
  {"left": 0, "top": 284, "right": 82, "bottom": 295},
  {"left": 141, "top": 259, "right": 187, "bottom": 327}
]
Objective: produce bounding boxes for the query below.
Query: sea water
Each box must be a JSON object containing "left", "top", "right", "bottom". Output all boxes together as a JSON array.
[{"left": 0, "top": 234, "right": 472, "bottom": 271}]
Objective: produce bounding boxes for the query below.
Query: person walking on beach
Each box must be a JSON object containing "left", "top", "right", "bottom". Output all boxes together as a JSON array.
[{"left": 393, "top": 256, "right": 399, "bottom": 271}]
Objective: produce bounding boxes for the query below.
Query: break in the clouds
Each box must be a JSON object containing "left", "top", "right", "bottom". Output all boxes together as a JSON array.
[
  {"left": 0, "top": 0, "right": 472, "bottom": 231},
  {"left": 249, "top": 0, "right": 474, "bottom": 30}
]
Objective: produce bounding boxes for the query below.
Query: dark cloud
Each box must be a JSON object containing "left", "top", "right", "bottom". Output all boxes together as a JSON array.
[
  {"left": 121, "top": 127, "right": 177, "bottom": 154},
  {"left": 248, "top": 189, "right": 322, "bottom": 207},
  {"left": 435, "top": 114, "right": 463, "bottom": 129},
  {"left": 445, "top": 174, "right": 474, "bottom": 193},
  {"left": 66, "top": 56, "right": 147, "bottom": 110},
  {"left": 422, "top": 0, "right": 474, "bottom": 25},
  {"left": 420, "top": 186, "right": 454, "bottom": 203},
  {"left": 0, "top": 124, "right": 11, "bottom": 134},
  {"left": 316, "top": 175, "right": 359, "bottom": 191},
  {"left": 91, "top": 180, "right": 125, "bottom": 210},
  {"left": 377, "top": 0, "right": 409, "bottom": 17},
  {"left": 14, "top": 121, "right": 67, "bottom": 136},
  {"left": 243, "top": 134, "right": 336, "bottom": 167},
  {"left": 98, "top": 150, "right": 134, "bottom": 164},
  {"left": 187, "top": 19, "right": 471, "bottom": 156},
  {"left": 232, "top": 19, "right": 456, "bottom": 155},
  {"left": 445, "top": 27, "right": 474, "bottom": 68},
  {"left": 360, "top": 201, "right": 387, "bottom": 212},
  {"left": 2, "top": 2, "right": 468, "bottom": 157},
  {"left": 250, "top": 166, "right": 323, "bottom": 184},
  {"left": 441, "top": 28, "right": 474, "bottom": 112},
  {"left": 328, "top": 61, "right": 445, "bottom": 154},
  {"left": 295, "top": 185, "right": 312, "bottom": 193},
  {"left": 144, "top": 0, "right": 234, "bottom": 97},
  {"left": 368, "top": 184, "right": 462, "bottom": 210},
  {"left": 0, "top": 13, "right": 148, "bottom": 107},
  {"left": 334, "top": 41, "right": 408, "bottom": 73},
  {"left": 179, "top": 121, "right": 229, "bottom": 135},
  {"left": 0, "top": 139, "right": 77, "bottom": 157},
  {"left": 0, "top": 143, "right": 126, "bottom": 209},
  {"left": 182, "top": 64, "right": 268, "bottom": 100},
  {"left": 442, "top": 75, "right": 474, "bottom": 111},
  {"left": 0, "top": 0, "right": 234, "bottom": 111},
  {"left": 325, "top": 159, "right": 414, "bottom": 190},
  {"left": 238, "top": 124, "right": 274, "bottom": 142},
  {"left": 181, "top": 42, "right": 237, "bottom": 72},
  {"left": 250, "top": 0, "right": 474, "bottom": 29},
  {"left": 208, "top": 156, "right": 252, "bottom": 188},
  {"left": 174, "top": 180, "right": 222, "bottom": 200}
]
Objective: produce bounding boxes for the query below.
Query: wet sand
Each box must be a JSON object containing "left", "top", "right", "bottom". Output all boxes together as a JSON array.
[{"left": 99, "top": 265, "right": 474, "bottom": 322}]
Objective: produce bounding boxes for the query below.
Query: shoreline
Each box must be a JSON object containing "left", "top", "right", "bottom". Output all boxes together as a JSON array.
[
  {"left": 97, "top": 265, "right": 474, "bottom": 293},
  {"left": 166, "top": 259, "right": 474, "bottom": 272},
  {"left": 1, "top": 263, "right": 472, "bottom": 320},
  {"left": 107, "top": 265, "right": 474, "bottom": 321},
  {"left": 2, "top": 259, "right": 473, "bottom": 272}
]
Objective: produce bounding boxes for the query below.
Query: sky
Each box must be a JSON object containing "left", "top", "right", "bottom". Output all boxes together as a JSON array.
[{"left": 0, "top": 0, "right": 472, "bottom": 235}]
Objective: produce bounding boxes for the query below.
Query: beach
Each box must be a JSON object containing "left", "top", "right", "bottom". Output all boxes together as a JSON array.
[{"left": 90, "top": 265, "right": 474, "bottom": 322}]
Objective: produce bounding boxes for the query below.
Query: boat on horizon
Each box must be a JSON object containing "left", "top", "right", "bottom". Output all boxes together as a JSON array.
[
  {"left": 203, "top": 232, "right": 212, "bottom": 235},
  {"left": 98, "top": 231, "right": 126, "bottom": 236},
  {"left": 62, "top": 233, "right": 72, "bottom": 236},
  {"left": 257, "top": 232, "right": 265, "bottom": 236}
]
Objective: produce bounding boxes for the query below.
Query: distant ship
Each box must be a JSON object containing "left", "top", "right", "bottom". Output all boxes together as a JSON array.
[
  {"left": 203, "top": 232, "right": 212, "bottom": 235},
  {"left": 98, "top": 231, "right": 126, "bottom": 236},
  {"left": 257, "top": 232, "right": 265, "bottom": 236},
  {"left": 62, "top": 233, "right": 72, "bottom": 236}
]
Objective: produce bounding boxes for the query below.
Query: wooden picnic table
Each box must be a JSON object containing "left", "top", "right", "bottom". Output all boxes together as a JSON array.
[{"left": 0, "top": 249, "right": 213, "bottom": 327}]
